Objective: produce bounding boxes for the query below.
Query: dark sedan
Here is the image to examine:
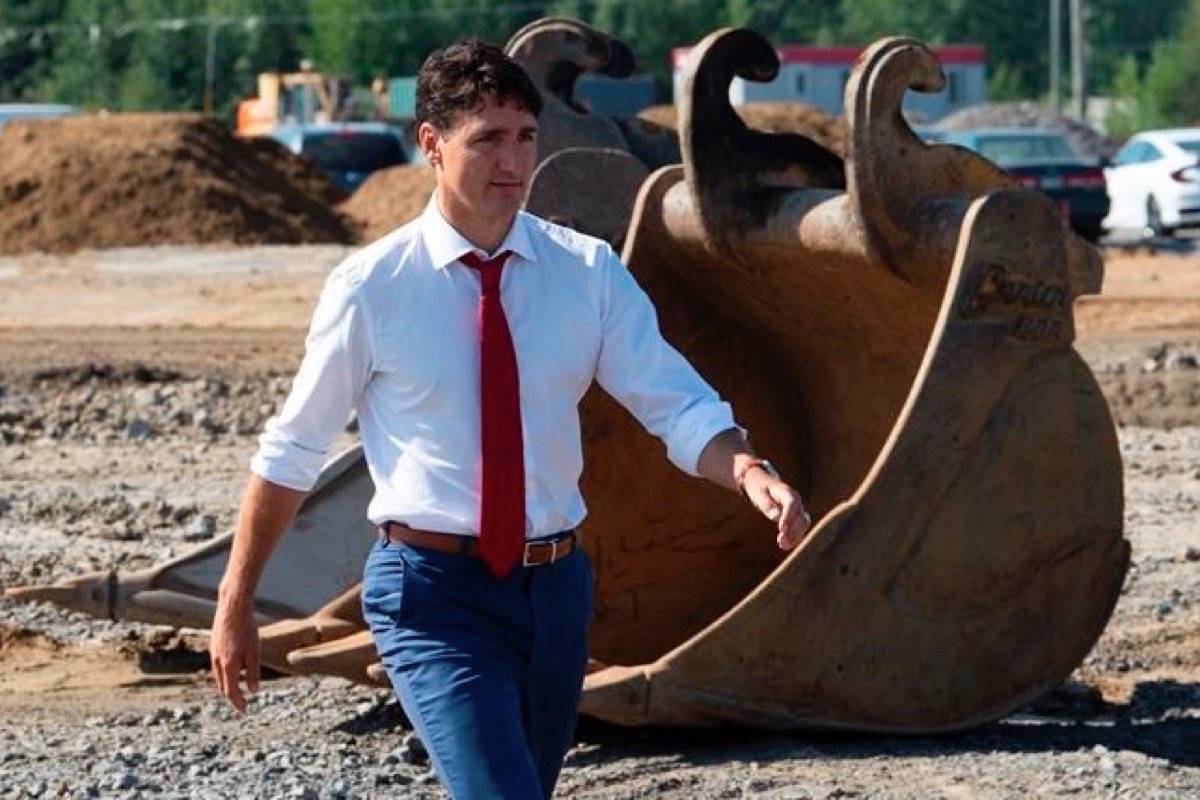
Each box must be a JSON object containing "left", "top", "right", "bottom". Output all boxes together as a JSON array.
[
  {"left": 270, "top": 122, "right": 409, "bottom": 193},
  {"left": 939, "top": 127, "right": 1110, "bottom": 241}
]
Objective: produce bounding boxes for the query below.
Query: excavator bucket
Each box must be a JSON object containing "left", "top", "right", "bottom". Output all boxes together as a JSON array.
[
  {"left": 6, "top": 25, "right": 1127, "bottom": 734},
  {"left": 574, "top": 31, "right": 1125, "bottom": 731}
]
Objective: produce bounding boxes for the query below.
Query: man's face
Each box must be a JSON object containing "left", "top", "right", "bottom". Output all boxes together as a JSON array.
[{"left": 420, "top": 97, "right": 539, "bottom": 229}]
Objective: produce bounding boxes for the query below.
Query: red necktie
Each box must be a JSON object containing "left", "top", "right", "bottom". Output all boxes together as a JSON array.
[{"left": 460, "top": 250, "right": 525, "bottom": 579}]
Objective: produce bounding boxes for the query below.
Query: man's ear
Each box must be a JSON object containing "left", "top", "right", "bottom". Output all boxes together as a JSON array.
[{"left": 417, "top": 121, "right": 440, "bottom": 166}]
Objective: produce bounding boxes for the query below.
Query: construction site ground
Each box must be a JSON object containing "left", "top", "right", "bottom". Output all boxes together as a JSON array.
[{"left": 0, "top": 244, "right": 1197, "bottom": 798}]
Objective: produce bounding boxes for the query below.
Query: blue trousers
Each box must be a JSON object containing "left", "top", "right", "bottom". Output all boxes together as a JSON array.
[{"left": 362, "top": 533, "right": 593, "bottom": 799}]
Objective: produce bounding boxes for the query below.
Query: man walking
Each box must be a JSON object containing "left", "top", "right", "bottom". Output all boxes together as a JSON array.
[{"left": 211, "top": 38, "right": 811, "bottom": 799}]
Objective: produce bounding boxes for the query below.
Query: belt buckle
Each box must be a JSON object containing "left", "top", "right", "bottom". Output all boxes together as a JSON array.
[{"left": 523, "top": 538, "right": 558, "bottom": 567}]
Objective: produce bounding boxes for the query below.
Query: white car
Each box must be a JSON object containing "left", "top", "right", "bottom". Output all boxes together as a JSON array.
[{"left": 1103, "top": 128, "right": 1200, "bottom": 237}]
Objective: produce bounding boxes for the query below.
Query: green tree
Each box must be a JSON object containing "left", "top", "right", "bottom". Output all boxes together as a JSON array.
[
  {"left": 714, "top": 0, "right": 843, "bottom": 44},
  {"left": 543, "top": 0, "right": 729, "bottom": 97},
  {"left": 1106, "top": 0, "right": 1200, "bottom": 134},
  {"left": 838, "top": 0, "right": 956, "bottom": 42},
  {"left": 116, "top": 0, "right": 210, "bottom": 111},
  {"left": 16, "top": 0, "right": 1194, "bottom": 118},
  {"left": 1105, "top": 54, "right": 1153, "bottom": 139},
  {"left": 1141, "top": 4, "right": 1200, "bottom": 127},
  {"left": 35, "top": 0, "right": 311, "bottom": 115},
  {"left": 1087, "top": 0, "right": 1188, "bottom": 92},
  {"left": 840, "top": 0, "right": 1192, "bottom": 106},
  {"left": 215, "top": 0, "right": 309, "bottom": 116},
  {"left": 303, "top": 0, "right": 358, "bottom": 76},
  {"left": 0, "top": 0, "right": 69, "bottom": 101},
  {"left": 371, "top": 0, "right": 440, "bottom": 76},
  {"left": 987, "top": 61, "right": 1026, "bottom": 103},
  {"left": 421, "top": 0, "right": 550, "bottom": 63},
  {"left": 773, "top": 0, "right": 844, "bottom": 45},
  {"left": 301, "top": 0, "right": 550, "bottom": 83},
  {"left": 39, "top": 0, "right": 136, "bottom": 108},
  {"left": 840, "top": 0, "right": 1052, "bottom": 99}
]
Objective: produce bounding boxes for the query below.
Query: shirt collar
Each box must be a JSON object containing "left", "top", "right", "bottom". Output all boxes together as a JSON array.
[{"left": 421, "top": 193, "right": 537, "bottom": 271}]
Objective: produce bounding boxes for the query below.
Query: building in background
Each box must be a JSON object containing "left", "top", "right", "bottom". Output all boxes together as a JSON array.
[{"left": 671, "top": 44, "right": 987, "bottom": 122}]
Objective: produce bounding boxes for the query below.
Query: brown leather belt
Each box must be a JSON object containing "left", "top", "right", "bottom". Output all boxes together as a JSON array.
[{"left": 379, "top": 521, "right": 577, "bottom": 567}]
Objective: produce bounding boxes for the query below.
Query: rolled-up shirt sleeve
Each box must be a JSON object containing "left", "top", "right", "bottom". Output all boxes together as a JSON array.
[
  {"left": 250, "top": 269, "right": 374, "bottom": 491},
  {"left": 594, "top": 245, "right": 741, "bottom": 476}
]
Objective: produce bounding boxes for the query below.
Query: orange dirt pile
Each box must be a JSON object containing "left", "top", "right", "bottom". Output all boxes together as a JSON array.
[
  {"left": 0, "top": 113, "right": 357, "bottom": 254},
  {"left": 639, "top": 102, "right": 846, "bottom": 156},
  {"left": 338, "top": 164, "right": 436, "bottom": 243}
]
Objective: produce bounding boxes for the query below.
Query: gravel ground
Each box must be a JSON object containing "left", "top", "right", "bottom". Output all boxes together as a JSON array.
[
  {"left": 0, "top": 256, "right": 1198, "bottom": 797},
  {"left": 0, "top": 339, "right": 1196, "bottom": 798}
]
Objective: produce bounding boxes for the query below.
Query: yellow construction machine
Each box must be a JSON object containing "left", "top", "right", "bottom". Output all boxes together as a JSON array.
[{"left": 236, "top": 65, "right": 350, "bottom": 137}]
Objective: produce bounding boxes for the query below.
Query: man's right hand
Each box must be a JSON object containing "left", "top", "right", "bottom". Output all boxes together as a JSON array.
[
  {"left": 210, "top": 474, "right": 307, "bottom": 712},
  {"left": 210, "top": 595, "right": 260, "bottom": 713}
]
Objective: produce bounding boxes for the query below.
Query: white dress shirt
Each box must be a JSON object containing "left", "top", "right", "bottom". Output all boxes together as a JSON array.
[{"left": 250, "top": 196, "right": 740, "bottom": 538}]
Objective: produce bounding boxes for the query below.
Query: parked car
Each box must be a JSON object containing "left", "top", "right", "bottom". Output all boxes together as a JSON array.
[
  {"left": 269, "top": 122, "right": 409, "bottom": 193},
  {"left": 0, "top": 103, "right": 77, "bottom": 130},
  {"left": 1103, "top": 128, "right": 1200, "bottom": 238},
  {"left": 939, "top": 127, "right": 1110, "bottom": 242}
]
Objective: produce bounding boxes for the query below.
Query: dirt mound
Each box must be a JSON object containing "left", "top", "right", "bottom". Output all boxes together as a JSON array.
[
  {"left": 0, "top": 113, "right": 357, "bottom": 254},
  {"left": 338, "top": 164, "right": 435, "bottom": 243},
  {"left": 639, "top": 102, "right": 845, "bottom": 156},
  {"left": 937, "top": 101, "right": 1116, "bottom": 159}
]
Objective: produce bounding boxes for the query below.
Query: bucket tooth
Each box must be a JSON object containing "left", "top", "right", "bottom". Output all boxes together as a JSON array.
[
  {"left": 260, "top": 617, "right": 361, "bottom": 674},
  {"left": 4, "top": 570, "right": 117, "bottom": 619},
  {"left": 285, "top": 629, "right": 378, "bottom": 684},
  {"left": 258, "top": 584, "right": 364, "bottom": 673}
]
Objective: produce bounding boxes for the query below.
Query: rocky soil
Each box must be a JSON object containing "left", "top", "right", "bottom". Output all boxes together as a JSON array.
[{"left": 0, "top": 245, "right": 1197, "bottom": 798}]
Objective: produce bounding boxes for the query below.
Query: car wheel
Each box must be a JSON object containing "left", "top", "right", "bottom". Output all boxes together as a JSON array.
[{"left": 1145, "top": 196, "right": 1174, "bottom": 238}]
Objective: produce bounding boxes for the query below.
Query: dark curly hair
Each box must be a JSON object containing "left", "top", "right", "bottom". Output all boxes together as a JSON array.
[{"left": 415, "top": 38, "right": 543, "bottom": 130}]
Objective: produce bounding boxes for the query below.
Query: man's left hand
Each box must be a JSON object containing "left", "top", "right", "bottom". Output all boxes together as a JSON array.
[{"left": 744, "top": 471, "right": 812, "bottom": 550}]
